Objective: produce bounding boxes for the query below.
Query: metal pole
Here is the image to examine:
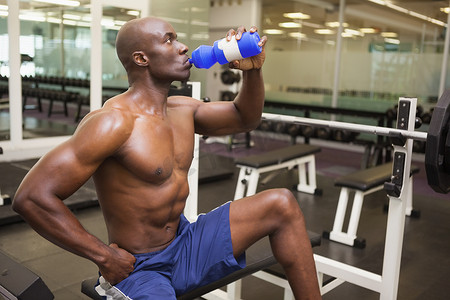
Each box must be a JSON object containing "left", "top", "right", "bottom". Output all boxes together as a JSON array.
[
  {"left": 438, "top": 0, "right": 450, "bottom": 97},
  {"left": 331, "top": 0, "right": 345, "bottom": 109},
  {"left": 261, "top": 112, "right": 428, "bottom": 142},
  {"left": 60, "top": 9, "right": 65, "bottom": 77},
  {"left": 90, "top": 1, "right": 103, "bottom": 112},
  {"left": 7, "top": 0, "right": 22, "bottom": 146}
]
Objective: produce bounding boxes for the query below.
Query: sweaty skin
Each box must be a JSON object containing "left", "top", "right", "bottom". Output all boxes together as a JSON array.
[{"left": 13, "top": 17, "right": 321, "bottom": 299}]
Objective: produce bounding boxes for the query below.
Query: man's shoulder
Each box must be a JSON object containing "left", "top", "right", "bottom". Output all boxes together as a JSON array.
[{"left": 77, "top": 105, "right": 135, "bottom": 138}]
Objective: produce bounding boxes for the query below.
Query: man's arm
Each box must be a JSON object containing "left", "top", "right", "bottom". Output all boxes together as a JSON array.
[
  {"left": 12, "top": 109, "right": 136, "bottom": 284},
  {"left": 193, "top": 26, "right": 267, "bottom": 136}
]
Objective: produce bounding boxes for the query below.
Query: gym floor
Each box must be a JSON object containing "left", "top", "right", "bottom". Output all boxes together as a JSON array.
[{"left": 1, "top": 127, "right": 450, "bottom": 299}]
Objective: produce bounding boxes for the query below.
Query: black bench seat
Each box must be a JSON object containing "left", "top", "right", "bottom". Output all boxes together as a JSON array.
[
  {"left": 335, "top": 163, "right": 420, "bottom": 191},
  {"left": 233, "top": 144, "right": 322, "bottom": 195},
  {"left": 81, "top": 231, "right": 321, "bottom": 300},
  {"left": 235, "top": 144, "right": 321, "bottom": 168}
]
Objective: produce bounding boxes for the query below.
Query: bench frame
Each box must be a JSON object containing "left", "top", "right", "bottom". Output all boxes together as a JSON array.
[
  {"left": 234, "top": 153, "right": 319, "bottom": 198},
  {"left": 328, "top": 174, "right": 415, "bottom": 248}
]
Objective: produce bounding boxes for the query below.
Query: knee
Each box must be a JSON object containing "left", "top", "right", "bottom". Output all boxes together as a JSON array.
[{"left": 266, "top": 188, "right": 304, "bottom": 222}]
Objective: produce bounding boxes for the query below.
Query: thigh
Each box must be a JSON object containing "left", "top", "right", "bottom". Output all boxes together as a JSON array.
[
  {"left": 112, "top": 271, "right": 176, "bottom": 300},
  {"left": 172, "top": 203, "right": 245, "bottom": 295},
  {"left": 229, "top": 188, "right": 299, "bottom": 256}
]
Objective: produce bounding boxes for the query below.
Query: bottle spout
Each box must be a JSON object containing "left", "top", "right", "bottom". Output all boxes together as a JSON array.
[{"left": 189, "top": 45, "right": 216, "bottom": 69}]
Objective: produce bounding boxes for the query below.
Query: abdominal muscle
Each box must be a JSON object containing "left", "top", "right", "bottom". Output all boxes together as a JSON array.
[{"left": 94, "top": 163, "right": 190, "bottom": 254}]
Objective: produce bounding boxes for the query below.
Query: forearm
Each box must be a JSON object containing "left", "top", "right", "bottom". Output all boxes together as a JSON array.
[
  {"left": 233, "top": 68, "right": 265, "bottom": 130},
  {"left": 13, "top": 194, "right": 110, "bottom": 267}
]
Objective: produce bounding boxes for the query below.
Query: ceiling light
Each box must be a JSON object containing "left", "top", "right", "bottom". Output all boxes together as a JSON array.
[
  {"left": 0, "top": 5, "right": 8, "bottom": 10},
  {"left": 368, "top": 0, "right": 386, "bottom": 5},
  {"left": 47, "top": 17, "right": 61, "bottom": 23},
  {"left": 360, "top": 27, "right": 377, "bottom": 33},
  {"left": 19, "top": 14, "right": 46, "bottom": 22},
  {"left": 341, "top": 32, "right": 353, "bottom": 38},
  {"left": 369, "top": 0, "right": 445, "bottom": 27},
  {"left": 386, "top": 3, "right": 409, "bottom": 14},
  {"left": 288, "top": 32, "right": 307, "bottom": 39},
  {"left": 33, "top": 0, "right": 80, "bottom": 7},
  {"left": 302, "top": 21, "right": 323, "bottom": 29},
  {"left": 326, "top": 22, "right": 348, "bottom": 28},
  {"left": 114, "top": 20, "right": 126, "bottom": 26},
  {"left": 381, "top": 32, "right": 398, "bottom": 38},
  {"left": 314, "top": 29, "right": 335, "bottom": 35},
  {"left": 345, "top": 28, "right": 364, "bottom": 37},
  {"left": 0, "top": 11, "right": 8, "bottom": 17},
  {"left": 101, "top": 19, "right": 115, "bottom": 27},
  {"left": 76, "top": 21, "right": 91, "bottom": 28},
  {"left": 441, "top": 7, "right": 450, "bottom": 14},
  {"left": 283, "top": 12, "right": 310, "bottom": 20},
  {"left": 431, "top": 19, "right": 446, "bottom": 26},
  {"left": 63, "top": 19, "right": 77, "bottom": 26},
  {"left": 279, "top": 22, "right": 301, "bottom": 28},
  {"left": 263, "top": 29, "right": 284, "bottom": 35},
  {"left": 384, "top": 38, "right": 400, "bottom": 44},
  {"left": 127, "top": 10, "right": 140, "bottom": 16},
  {"left": 63, "top": 14, "right": 81, "bottom": 20}
]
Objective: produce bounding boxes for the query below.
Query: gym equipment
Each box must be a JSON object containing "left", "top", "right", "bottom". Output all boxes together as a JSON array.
[
  {"left": 234, "top": 144, "right": 321, "bottom": 196},
  {"left": 424, "top": 91, "right": 450, "bottom": 193},
  {"left": 323, "top": 163, "right": 420, "bottom": 248},
  {"left": 80, "top": 92, "right": 448, "bottom": 299},
  {"left": 0, "top": 251, "right": 54, "bottom": 300},
  {"left": 220, "top": 69, "right": 241, "bottom": 85},
  {"left": 258, "top": 94, "right": 448, "bottom": 300},
  {"left": 263, "top": 94, "right": 450, "bottom": 194}
]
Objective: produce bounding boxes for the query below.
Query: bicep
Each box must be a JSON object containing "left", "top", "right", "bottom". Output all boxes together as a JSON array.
[{"left": 193, "top": 101, "right": 245, "bottom": 136}]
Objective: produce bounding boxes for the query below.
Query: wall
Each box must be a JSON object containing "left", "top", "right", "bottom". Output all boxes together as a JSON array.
[{"left": 206, "top": 0, "right": 261, "bottom": 101}]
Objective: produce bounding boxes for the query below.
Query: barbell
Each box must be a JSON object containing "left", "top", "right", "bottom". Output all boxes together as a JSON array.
[{"left": 261, "top": 90, "right": 450, "bottom": 194}]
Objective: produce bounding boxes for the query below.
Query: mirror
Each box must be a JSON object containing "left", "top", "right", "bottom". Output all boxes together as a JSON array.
[
  {"left": 0, "top": 1, "right": 9, "bottom": 141},
  {"left": 14, "top": 0, "right": 92, "bottom": 139},
  {"left": 100, "top": 5, "right": 140, "bottom": 105}
]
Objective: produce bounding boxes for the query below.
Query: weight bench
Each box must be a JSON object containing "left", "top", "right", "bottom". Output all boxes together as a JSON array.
[
  {"left": 323, "top": 162, "right": 420, "bottom": 248},
  {"left": 81, "top": 231, "right": 321, "bottom": 300},
  {"left": 234, "top": 144, "right": 322, "bottom": 197}
]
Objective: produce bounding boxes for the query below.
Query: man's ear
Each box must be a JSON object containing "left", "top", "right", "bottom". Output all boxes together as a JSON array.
[{"left": 132, "top": 51, "right": 149, "bottom": 66}]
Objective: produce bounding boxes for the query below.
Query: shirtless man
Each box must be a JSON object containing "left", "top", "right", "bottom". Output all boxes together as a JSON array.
[{"left": 12, "top": 17, "right": 321, "bottom": 299}]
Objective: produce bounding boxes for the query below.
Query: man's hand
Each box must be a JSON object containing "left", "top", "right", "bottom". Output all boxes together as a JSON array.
[
  {"left": 226, "top": 26, "right": 267, "bottom": 71},
  {"left": 98, "top": 243, "right": 136, "bottom": 285}
]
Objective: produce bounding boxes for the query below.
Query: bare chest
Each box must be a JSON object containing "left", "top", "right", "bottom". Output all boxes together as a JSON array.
[{"left": 117, "top": 114, "right": 195, "bottom": 184}]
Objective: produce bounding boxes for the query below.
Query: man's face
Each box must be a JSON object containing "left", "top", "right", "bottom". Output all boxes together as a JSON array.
[{"left": 141, "top": 20, "right": 192, "bottom": 82}]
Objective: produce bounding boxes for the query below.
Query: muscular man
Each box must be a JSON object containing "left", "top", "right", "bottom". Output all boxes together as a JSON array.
[{"left": 13, "top": 17, "right": 321, "bottom": 299}]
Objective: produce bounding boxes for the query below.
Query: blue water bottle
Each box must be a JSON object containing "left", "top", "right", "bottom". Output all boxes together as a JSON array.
[{"left": 189, "top": 31, "right": 262, "bottom": 69}]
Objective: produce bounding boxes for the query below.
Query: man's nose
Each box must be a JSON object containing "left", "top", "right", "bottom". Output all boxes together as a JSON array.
[{"left": 179, "top": 43, "right": 189, "bottom": 54}]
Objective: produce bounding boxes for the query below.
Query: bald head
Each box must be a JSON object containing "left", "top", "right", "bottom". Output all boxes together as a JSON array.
[{"left": 115, "top": 17, "right": 172, "bottom": 70}]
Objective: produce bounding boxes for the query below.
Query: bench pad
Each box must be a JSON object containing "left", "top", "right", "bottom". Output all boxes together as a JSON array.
[
  {"left": 335, "top": 163, "right": 420, "bottom": 191},
  {"left": 235, "top": 144, "right": 321, "bottom": 168}
]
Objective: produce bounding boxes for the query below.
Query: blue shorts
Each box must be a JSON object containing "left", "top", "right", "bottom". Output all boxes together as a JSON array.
[{"left": 95, "top": 202, "right": 246, "bottom": 299}]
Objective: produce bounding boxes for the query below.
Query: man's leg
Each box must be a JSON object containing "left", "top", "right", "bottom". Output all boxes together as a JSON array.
[{"left": 229, "top": 188, "right": 321, "bottom": 300}]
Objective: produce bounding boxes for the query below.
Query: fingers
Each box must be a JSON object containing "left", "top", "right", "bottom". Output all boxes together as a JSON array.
[
  {"left": 227, "top": 25, "right": 261, "bottom": 40},
  {"left": 258, "top": 35, "right": 268, "bottom": 47}
]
